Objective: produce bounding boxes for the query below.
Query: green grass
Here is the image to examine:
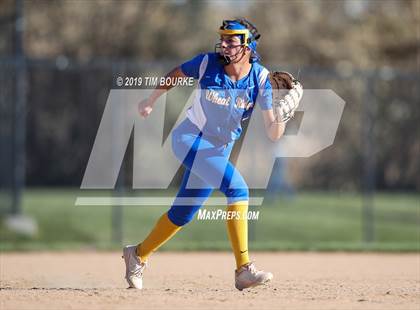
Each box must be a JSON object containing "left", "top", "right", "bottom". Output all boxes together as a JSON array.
[{"left": 0, "top": 189, "right": 418, "bottom": 252}]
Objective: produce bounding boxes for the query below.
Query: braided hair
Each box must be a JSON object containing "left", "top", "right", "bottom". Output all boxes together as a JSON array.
[{"left": 232, "top": 18, "right": 261, "bottom": 43}]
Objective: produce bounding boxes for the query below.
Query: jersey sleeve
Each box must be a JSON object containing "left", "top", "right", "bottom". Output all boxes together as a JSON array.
[
  {"left": 256, "top": 74, "right": 273, "bottom": 110},
  {"left": 180, "top": 54, "right": 205, "bottom": 79}
]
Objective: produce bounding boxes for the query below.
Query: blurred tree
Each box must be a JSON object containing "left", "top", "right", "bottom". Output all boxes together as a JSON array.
[
  {"left": 0, "top": 0, "right": 15, "bottom": 56},
  {"left": 0, "top": 0, "right": 418, "bottom": 190}
]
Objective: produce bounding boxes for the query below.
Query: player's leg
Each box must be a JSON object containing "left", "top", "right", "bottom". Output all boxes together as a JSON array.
[
  {"left": 175, "top": 138, "right": 252, "bottom": 269},
  {"left": 167, "top": 170, "right": 213, "bottom": 226},
  {"left": 124, "top": 168, "right": 212, "bottom": 289},
  {"left": 188, "top": 149, "right": 274, "bottom": 290},
  {"left": 171, "top": 125, "right": 253, "bottom": 269},
  {"left": 226, "top": 200, "right": 250, "bottom": 268},
  {"left": 220, "top": 161, "right": 274, "bottom": 290},
  {"left": 136, "top": 123, "right": 214, "bottom": 261},
  {"left": 137, "top": 169, "right": 212, "bottom": 262},
  {"left": 220, "top": 160, "right": 250, "bottom": 269},
  {"left": 123, "top": 123, "right": 210, "bottom": 289},
  {"left": 173, "top": 132, "right": 273, "bottom": 289}
]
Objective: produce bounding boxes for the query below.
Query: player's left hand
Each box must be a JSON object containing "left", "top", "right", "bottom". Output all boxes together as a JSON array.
[{"left": 269, "top": 71, "right": 303, "bottom": 123}]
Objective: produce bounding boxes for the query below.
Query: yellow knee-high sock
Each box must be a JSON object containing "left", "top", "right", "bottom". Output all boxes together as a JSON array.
[
  {"left": 136, "top": 212, "right": 181, "bottom": 262},
  {"left": 226, "top": 200, "right": 250, "bottom": 269}
]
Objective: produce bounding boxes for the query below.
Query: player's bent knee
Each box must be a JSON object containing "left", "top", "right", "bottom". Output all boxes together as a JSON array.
[
  {"left": 167, "top": 207, "right": 195, "bottom": 226},
  {"left": 225, "top": 187, "right": 249, "bottom": 204}
]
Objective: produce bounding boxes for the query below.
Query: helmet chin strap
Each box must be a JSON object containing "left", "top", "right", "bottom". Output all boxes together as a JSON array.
[
  {"left": 215, "top": 43, "right": 246, "bottom": 65},
  {"left": 220, "top": 54, "right": 231, "bottom": 65}
]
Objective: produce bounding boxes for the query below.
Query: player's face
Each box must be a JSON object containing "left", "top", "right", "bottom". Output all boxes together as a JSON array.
[{"left": 219, "top": 35, "right": 243, "bottom": 57}]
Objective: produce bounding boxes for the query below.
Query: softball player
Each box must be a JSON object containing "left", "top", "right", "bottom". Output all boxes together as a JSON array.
[{"left": 123, "top": 18, "right": 302, "bottom": 291}]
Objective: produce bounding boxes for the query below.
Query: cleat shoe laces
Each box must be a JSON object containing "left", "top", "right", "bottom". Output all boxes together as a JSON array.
[{"left": 235, "top": 261, "right": 273, "bottom": 291}]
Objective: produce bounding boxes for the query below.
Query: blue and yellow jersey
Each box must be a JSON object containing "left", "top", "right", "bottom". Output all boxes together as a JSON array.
[{"left": 180, "top": 52, "right": 273, "bottom": 144}]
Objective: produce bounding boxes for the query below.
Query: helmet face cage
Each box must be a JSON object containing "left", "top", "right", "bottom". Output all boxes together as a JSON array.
[{"left": 214, "top": 41, "right": 246, "bottom": 65}]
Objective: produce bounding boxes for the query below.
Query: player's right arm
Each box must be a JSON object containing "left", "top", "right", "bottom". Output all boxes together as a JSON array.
[
  {"left": 138, "top": 67, "right": 187, "bottom": 118},
  {"left": 138, "top": 53, "right": 205, "bottom": 118}
]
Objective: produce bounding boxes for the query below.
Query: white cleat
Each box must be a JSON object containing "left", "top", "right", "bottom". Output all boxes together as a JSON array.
[
  {"left": 122, "top": 245, "right": 147, "bottom": 289},
  {"left": 235, "top": 262, "right": 273, "bottom": 291}
]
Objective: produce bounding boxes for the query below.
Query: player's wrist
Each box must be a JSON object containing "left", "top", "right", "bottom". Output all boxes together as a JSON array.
[{"left": 145, "top": 96, "right": 157, "bottom": 107}]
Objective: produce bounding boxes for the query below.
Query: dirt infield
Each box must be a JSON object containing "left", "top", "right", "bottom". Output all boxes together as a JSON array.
[{"left": 1, "top": 251, "right": 419, "bottom": 310}]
